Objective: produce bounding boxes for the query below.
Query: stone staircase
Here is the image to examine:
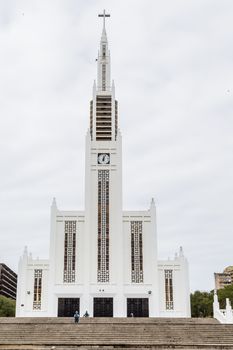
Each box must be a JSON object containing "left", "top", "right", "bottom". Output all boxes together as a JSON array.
[{"left": 0, "top": 317, "right": 233, "bottom": 349}]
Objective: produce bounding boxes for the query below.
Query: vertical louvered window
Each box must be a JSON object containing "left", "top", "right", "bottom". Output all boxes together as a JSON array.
[
  {"left": 63, "top": 221, "right": 76, "bottom": 283},
  {"left": 102, "top": 64, "right": 106, "bottom": 91},
  {"left": 90, "top": 100, "right": 93, "bottom": 140},
  {"left": 165, "top": 269, "right": 174, "bottom": 310},
  {"left": 131, "top": 221, "right": 143, "bottom": 283},
  {"left": 33, "top": 269, "right": 42, "bottom": 310},
  {"left": 96, "top": 96, "right": 112, "bottom": 141},
  {"left": 115, "top": 100, "right": 118, "bottom": 140},
  {"left": 97, "top": 170, "right": 110, "bottom": 282}
]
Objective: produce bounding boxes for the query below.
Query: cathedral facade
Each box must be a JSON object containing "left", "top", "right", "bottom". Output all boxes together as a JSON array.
[{"left": 16, "top": 14, "right": 190, "bottom": 318}]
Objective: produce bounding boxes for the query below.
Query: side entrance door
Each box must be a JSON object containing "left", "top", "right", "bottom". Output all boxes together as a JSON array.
[
  {"left": 57, "top": 298, "right": 80, "bottom": 317},
  {"left": 93, "top": 297, "right": 113, "bottom": 317},
  {"left": 127, "top": 298, "right": 149, "bottom": 317}
]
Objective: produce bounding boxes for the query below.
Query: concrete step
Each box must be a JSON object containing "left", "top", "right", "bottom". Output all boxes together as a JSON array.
[
  {"left": 0, "top": 318, "right": 232, "bottom": 349},
  {"left": 0, "top": 317, "right": 219, "bottom": 324},
  {"left": 1, "top": 347, "right": 233, "bottom": 350}
]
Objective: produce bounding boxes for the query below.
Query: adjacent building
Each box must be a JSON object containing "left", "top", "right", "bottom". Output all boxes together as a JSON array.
[
  {"left": 215, "top": 266, "right": 233, "bottom": 290},
  {"left": 0, "top": 263, "right": 17, "bottom": 300},
  {"left": 16, "top": 12, "right": 190, "bottom": 318}
]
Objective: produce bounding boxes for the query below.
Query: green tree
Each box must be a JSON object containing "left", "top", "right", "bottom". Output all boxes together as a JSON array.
[
  {"left": 191, "top": 290, "right": 213, "bottom": 317},
  {"left": 217, "top": 284, "right": 233, "bottom": 309},
  {"left": 0, "top": 295, "right": 15, "bottom": 317},
  {"left": 191, "top": 285, "right": 233, "bottom": 317}
]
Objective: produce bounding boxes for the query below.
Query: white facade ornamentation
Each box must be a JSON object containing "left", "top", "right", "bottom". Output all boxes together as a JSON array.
[
  {"left": 16, "top": 12, "right": 190, "bottom": 318},
  {"left": 213, "top": 290, "right": 233, "bottom": 324}
]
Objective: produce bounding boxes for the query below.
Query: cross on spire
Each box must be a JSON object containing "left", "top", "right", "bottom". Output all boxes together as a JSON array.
[{"left": 98, "top": 10, "right": 110, "bottom": 30}]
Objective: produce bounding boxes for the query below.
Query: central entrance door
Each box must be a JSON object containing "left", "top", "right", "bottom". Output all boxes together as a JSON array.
[
  {"left": 93, "top": 298, "right": 113, "bottom": 317},
  {"left": 57, "top": 298, "right": 80, "bottom": 317},
  {"left": 127, "top": 298, "right": 149, "bottom": 317}
]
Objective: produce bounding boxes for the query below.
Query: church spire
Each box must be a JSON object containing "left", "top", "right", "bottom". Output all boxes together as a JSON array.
[
  {"left": 97, "top": 10, "right": 111, "bottom": 92},
  {"left": 90, "top": 11, "right": 118, "bottom": 142},
  {"left": 98, "top": 9, "right": 110, "bottom": 43},
  {"left": 98, "top": 10, "right": 110, "bottom": 30}
]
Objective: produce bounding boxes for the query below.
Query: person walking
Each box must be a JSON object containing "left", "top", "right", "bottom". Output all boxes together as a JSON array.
[{"left": 74, "top": 310, "right": 80, "bottom": 323}]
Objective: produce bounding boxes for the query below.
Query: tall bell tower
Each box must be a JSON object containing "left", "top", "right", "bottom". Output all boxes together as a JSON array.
[{"left": 84, "top": 11, "right": 124, "bottom": 315}]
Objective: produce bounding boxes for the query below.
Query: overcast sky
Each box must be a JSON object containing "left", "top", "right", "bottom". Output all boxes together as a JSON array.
[{"left": 0, "top": 0, "right": 233, "bottom": 292}]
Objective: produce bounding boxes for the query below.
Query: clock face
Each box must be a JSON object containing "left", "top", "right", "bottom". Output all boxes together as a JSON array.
[{"left": 98, "top": 153, "right": 110, "bottom": 165}]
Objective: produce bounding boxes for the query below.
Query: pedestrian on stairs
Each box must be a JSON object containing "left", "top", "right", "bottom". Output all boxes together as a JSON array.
[
  {"left": 83, "top": 310, "right": 89, "bottom": 317},
  {"left": 74, "top": 311, "right": 80, "bottom": 323}
]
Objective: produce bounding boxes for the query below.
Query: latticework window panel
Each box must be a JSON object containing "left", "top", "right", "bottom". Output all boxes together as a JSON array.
[
  {"left": 115, "top": 100, "right": 118, "bottom": 140},
  {"left": 96, "top": 95, "right": 112, "bottom": 141},
  {"left": 33, "top": 269, "right": 42, "bottom": 310},
  {"left": 102, "top": 64, "right": 106, "bottom": 91},
  {"left": 90, "top": 100, "right": 93, "bottom": 140},
  {"left": 165, "top": 269, "right": 174, "bottom": 310},
  {"left": 97, "top": 170, "right": 110, "bottom": 282},
  {"left": 63, "top": 220, "right": 76, "bottom": 283},
  {"left": 131, "top": 221, "right": 143, "bottom": 283}
]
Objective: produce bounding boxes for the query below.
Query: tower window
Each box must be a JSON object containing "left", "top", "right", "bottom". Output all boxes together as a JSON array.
[
  {"left": 131, "top": 221, "right": 143, "bottom": 283},
  {"left": 63, "top": 221, "right": 76, "bottom": 283},
  {"left": 33, "top": 269, "right": 42, "bottom": 310},
  {"left": 165, "top": 269, "right": 174, "bottom": 310},
  {"left": 90, "top": 100, "right": 93, "bottom": 140},
  {"left": 102, "top": 45, "right": 106, "bottom": 57},
  {"left": 96, "top": 96, "right": 112, "bottom": 141},
  {"left": 102, "top": 64, "right": 106, "bottom": 91},
  {"left": 97, "top": 170, "right": 110, "bottom": 282}
]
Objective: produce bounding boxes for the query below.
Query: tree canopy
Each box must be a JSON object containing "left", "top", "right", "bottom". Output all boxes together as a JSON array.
[
  {"left": 191, "top": 284, "right": 233, "bottom": 317},
  {"left": 0, "top": 295, "right": 15, "bottom": 317},
  {"left": 217, "top": 284, "right": 233, "bottom": 309}
]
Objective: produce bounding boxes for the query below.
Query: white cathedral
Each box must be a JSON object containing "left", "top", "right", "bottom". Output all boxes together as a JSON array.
[{"left": 16, "top": 12, "right": 191, "bottom": 318}]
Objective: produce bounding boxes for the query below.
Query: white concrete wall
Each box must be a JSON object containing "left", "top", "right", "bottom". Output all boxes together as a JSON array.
[
  {"left": 213, "top": 292, "right": 233, "bottom": 324},
  {"left": 47, "top": 204, "right": 85, "bottom": 316},
  {"left": 16, "top": 199, "right": 190, "bottom": 318},
  {"left": 158, "top": 255, "right": 191, "bottom": 317},
  {"left": 53, "top": 210, "right": 85, "bottom": 285},
  {"left": 16, "top": 250, "right": 49, "bottom": 317},
  {"left": 122, "top": 203, "right": 159, "bottom": 317}
]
